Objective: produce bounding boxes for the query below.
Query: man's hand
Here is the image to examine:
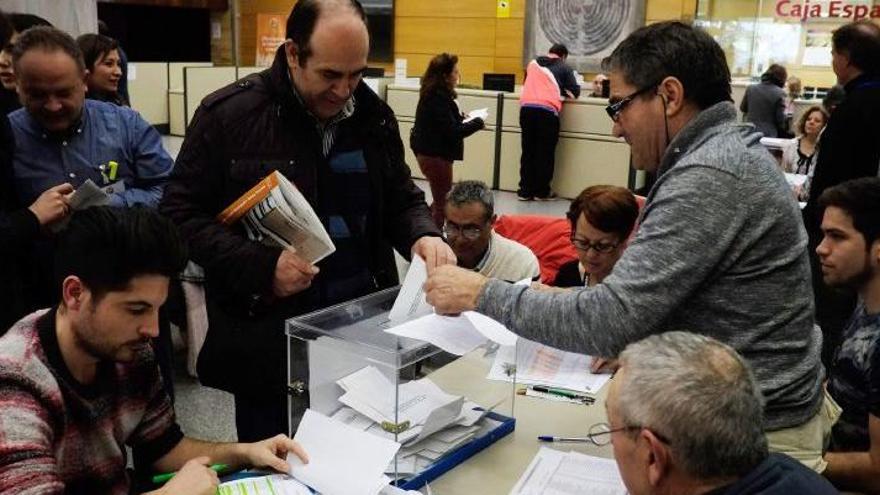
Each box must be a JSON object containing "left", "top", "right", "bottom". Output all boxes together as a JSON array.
[
  {"left": 590, "top": 356, "right": 619, "bottom": 374},
  {"left": 412, "top": 236, "right": 456, "bottom": 273},
  {"left": 273, "top": 249, "right": 319, "bottom": 298},
  {"left": 155, "top": 457, "right": 218, "bottom": 495},
  {"left": 240, "top": 434, "right": 309, "bottom": 474},
  {"left": 424, "top": 265, "right": 488, "bottom": 314},
  {"left": 28, "top": 183, "right": 74, "bottom": 226}
]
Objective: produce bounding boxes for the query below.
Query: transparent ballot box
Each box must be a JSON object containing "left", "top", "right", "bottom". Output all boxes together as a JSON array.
[{"left": 285, "top": 287, "right": 516, "bottom": 489}]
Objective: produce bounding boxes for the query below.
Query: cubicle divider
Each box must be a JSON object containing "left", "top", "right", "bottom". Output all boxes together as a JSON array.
[
  {"left": 387, "top": 84, "right": 633, "bottom": 198},
  {"left": 128, "top": 62, "right": 169, "bottom": 132},
  {"left": 184, "top": 66, "right": 238, "bottom": 129},
  {"left": 167, "top": 62, "right": 213, "bottom": 136}
]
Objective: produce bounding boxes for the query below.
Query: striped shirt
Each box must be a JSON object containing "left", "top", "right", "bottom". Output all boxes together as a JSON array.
[
  {"left": 0, "top": 308, "right": 183, "bottom": 494},
  {"left": 288, "top": 74, "right": 357, "bottom": 156}
]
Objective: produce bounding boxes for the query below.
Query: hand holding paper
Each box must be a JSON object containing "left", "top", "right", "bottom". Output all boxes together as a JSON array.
[{"left": 463, "top": 107, "right": 489, "bottom": 123}]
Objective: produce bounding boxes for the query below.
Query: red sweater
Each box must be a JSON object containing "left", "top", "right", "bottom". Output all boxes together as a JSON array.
[{"left": 0, "top": 309, "right": 183, "bottom": 494}]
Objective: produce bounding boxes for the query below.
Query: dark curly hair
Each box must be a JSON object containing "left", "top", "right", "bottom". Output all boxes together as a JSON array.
[{"left": 420, "top": 52, "right": 458, "bottom": 99}]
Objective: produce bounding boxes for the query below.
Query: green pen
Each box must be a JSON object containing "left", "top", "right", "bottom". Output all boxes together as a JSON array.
[{"left": 151, "top": 463, "right": 229, "bottom": 484}]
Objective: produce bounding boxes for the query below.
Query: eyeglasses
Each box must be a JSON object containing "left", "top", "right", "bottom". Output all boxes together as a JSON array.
[
  {"left": 586, "top": 422, "right": 670, "bottom": 446},
  {"left": 605, "top": 84, "right": 657, "bottom": 122},
  {"left": 442, "top": 222, "right": 485, "bottom": 241},
  {"left": 570, "top": 237, "right": 619, "bottom": 254}
]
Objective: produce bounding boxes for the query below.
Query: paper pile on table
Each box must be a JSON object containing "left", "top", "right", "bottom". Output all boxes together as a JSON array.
[
  {"left": 510, "top": 447, "right": 627, "bottom": 495},
  {"left": 333, "top": 365, "right": 495, "bottom": 477}
]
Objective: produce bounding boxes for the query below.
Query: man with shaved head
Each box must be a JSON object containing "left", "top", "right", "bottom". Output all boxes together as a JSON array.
[{"left": 161, "top": 0, "right": 453, "bottom": 441}]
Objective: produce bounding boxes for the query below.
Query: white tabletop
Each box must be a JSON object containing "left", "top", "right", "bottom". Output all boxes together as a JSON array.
[{"left": 422, "top": 350, "right": 614, "bottom": 494}]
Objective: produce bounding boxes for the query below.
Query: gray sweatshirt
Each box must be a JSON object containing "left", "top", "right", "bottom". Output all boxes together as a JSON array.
[{"left": 477, "top": 102, "right": 823, "bottom": 431}]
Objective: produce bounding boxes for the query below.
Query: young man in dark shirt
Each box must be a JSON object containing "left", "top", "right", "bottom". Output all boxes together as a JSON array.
[{"left": 819, "top": 177, "right": 880, "bottom": 493}]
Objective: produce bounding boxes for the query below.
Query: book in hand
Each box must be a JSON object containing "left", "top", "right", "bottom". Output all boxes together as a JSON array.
[{"left": 217, "top": 171, "right": 335, "bottom": 264}]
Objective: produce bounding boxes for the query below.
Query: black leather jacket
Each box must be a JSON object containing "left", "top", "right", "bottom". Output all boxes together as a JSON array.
[{"left": 410, "top": 88, "right": 483, "bottom": 161}]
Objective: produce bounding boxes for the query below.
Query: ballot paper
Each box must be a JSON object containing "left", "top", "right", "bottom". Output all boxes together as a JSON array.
[
  {"left": 510, "top": 447, "right": 627, "bottom": 495},
  {"left": 385, "top": 311, "right": 518, "bottom": 355},
  {"left": 336, "top": 366, "right": 463, "bottom": 428},
  {"left": 388, "top": 255, "right": 433, "bottom": 324},
  {"left": 464, "top": 107, "right": 489, "bottom": 123},
  {"left": 488, "top": 339, "right": 612, "bottom": 395},
  {"left": 289, "top": 409, "right": 400, "bottom": 495},
  {"left": 218, "top": 474, "right": 312, "bottom": 495}
]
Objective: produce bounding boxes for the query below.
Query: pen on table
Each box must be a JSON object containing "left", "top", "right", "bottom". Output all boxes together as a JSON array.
[
  {"left": 530, "top": 385, "right": 594, "bottom": 401},
  {"left": 151, "top": 463, "right": 229, "bottom": 484},
  {"left": 537, "top": 435, "right": 593, "bottom": 443}
]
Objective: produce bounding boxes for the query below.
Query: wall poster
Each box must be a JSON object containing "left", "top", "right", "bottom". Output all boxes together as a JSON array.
[
  {"left": 256, "top": 13, "right": 287, "bottom": 67},
  {"left": 523, "top": 0, "right": 646, "bottom": 72}
]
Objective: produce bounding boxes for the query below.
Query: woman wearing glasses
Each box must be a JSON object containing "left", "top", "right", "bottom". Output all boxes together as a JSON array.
[
  {"left": 410, "top": 53, "right": 484, "bottom": 228},
  {"left": 553, "top": 185, "right": 639, "bottom": 288}
]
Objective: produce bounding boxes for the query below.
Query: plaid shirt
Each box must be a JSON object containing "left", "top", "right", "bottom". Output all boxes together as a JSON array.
[{"left": 0, "top": 309, "right": 182, "bottom": 494}]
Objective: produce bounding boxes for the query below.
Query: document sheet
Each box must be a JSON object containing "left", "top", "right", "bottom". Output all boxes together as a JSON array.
[
  {"left": 218, "top": 474, "right": 312, "bottom": 495},
  {"left": 510, "top": 447, "right": 627, "bottom": 495},
  {"left": 388, "top": 255, "right": 433, "bottom": 324},
  {"left": 487, "top": 339, "right": 612, "bottom": 395},
  {"left": 289, "top": 409, "right": 400, "bottom": 495}
]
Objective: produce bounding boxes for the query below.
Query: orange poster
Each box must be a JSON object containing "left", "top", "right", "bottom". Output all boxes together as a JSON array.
[{"left": 256, "top": 13, "right": 287, "bottom": 67}]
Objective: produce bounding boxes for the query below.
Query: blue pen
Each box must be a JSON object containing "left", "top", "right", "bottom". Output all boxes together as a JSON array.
[{"left": 538, "top": 435, "right": 593, "bottom": 442}]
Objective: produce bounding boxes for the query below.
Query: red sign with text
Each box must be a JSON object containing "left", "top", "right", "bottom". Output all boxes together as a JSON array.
[{"left": 776, "top": 1, "right": 880, "bottom": 20}]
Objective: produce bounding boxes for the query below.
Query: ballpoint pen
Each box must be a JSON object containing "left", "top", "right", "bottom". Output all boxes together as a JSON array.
[
  {"left": 537, "top": 435, "right": 593, "bottom": 443},
  {"left": 151, "top": 463, "right": 230, "bottom": 484}
]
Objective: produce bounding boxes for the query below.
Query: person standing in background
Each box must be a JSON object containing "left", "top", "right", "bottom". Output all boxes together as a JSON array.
[
  {"left": 517, "top": 43, "right": 580, "bottom": 201},
  {"left": 77, "top": 33, "right": 128, "bottom": 106},
  {"left": 97, "top": 20, "right": 129, "bottom": 105},
  {"left": 781, "top": 106, "right": 828, "bottom": 202},
  {"left": 410, "top": 53, "right": 484, "bottom": 228},
  {"left": 0, "top": 12, "right": 52, "bottom": 115},
  {"left": 740, "top": 63, "right": 788, "bottom": 138}
]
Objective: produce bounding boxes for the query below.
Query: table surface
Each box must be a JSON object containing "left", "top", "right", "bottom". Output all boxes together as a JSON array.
[{"left": 422, "top": 350, "right": 614, "bottom": 494}]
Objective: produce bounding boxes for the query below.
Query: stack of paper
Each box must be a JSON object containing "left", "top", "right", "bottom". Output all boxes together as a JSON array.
[
  {"left": 288, "top": 409, "right": 400, "bottom": 495},
  {"left": 487, "top": 339, "right": 612, "bottom": 395},
  {"left": 510, "top": 447, "right": 627, "bottom": 495},
  {"left": 333, "top": 366, "right": 495, "bottom": 478}
]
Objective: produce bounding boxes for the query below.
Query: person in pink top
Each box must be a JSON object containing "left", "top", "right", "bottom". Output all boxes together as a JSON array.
[{"left": 517, "top": 43, "right": 581, "bottom": 201}]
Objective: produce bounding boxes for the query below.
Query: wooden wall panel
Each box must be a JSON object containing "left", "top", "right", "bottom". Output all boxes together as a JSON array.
[
  {"left": 396, "top": 52, "right": 495, "bottom": 83},
  {"left": 395, "top": 18, "right": 497, "bottom": 57},
  {"left": 494, "top": 18, "right": 524, "bottom": 59},
  {"left": 394, "top": 0, "right": 495, "bottom": 18}
]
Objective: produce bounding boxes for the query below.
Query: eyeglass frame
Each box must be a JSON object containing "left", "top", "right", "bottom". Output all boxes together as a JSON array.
[
  {"left": 587, "top": 422, "right": 670, "bottom": 446},
  {"left": 442, "top": 220, "right": 489, "bottom": 241},
  {"left": 570, "top": 236, "right": 620, "bottom": 254},
  {"left": 605, "top": 84, "right": 658, "bottom": 122}
]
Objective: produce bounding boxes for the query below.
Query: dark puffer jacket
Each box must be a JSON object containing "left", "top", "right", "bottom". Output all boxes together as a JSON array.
[{"left": 159, "top": 46, "right": 439, "bottom": 393}]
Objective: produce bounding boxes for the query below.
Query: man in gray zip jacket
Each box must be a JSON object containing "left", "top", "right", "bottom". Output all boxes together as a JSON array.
[{"left": 426, "top": 21, "right": 833, "bottom": 471}]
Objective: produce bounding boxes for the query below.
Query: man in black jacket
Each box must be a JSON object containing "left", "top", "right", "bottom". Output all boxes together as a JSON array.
[
  {"left": 159, "top": 0, "right": 453, "bottom": 441},
  {"left": 803, "top": 20, "right": 880, "bottom": 365}
]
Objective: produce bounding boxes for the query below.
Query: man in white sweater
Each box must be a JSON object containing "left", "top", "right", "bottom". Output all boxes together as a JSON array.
[{"left": 443, "top": 180, "right": 539, "bottom": 283}]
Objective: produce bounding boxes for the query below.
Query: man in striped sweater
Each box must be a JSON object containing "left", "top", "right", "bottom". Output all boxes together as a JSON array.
[{"left": 0, "top": 207, "right": 307, "bottom": 495}]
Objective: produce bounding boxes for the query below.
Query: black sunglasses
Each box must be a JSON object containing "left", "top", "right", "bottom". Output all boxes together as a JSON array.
[{"left": 605, "top": 84, "right": 658, "bottom": 122}]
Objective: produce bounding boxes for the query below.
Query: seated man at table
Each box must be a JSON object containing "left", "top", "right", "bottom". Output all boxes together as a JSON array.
[
  {"left": 606, "top": 331, "right": 837, "bottom": 495},
  {"left": 0, "top": 207, "right": 307, "bottom": 494},
  {"left": 817, "top": 178, "right": 880, "bottom": 493},
  {"left": 444, "top": 180, "right": 539, "bottom": 282}
]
